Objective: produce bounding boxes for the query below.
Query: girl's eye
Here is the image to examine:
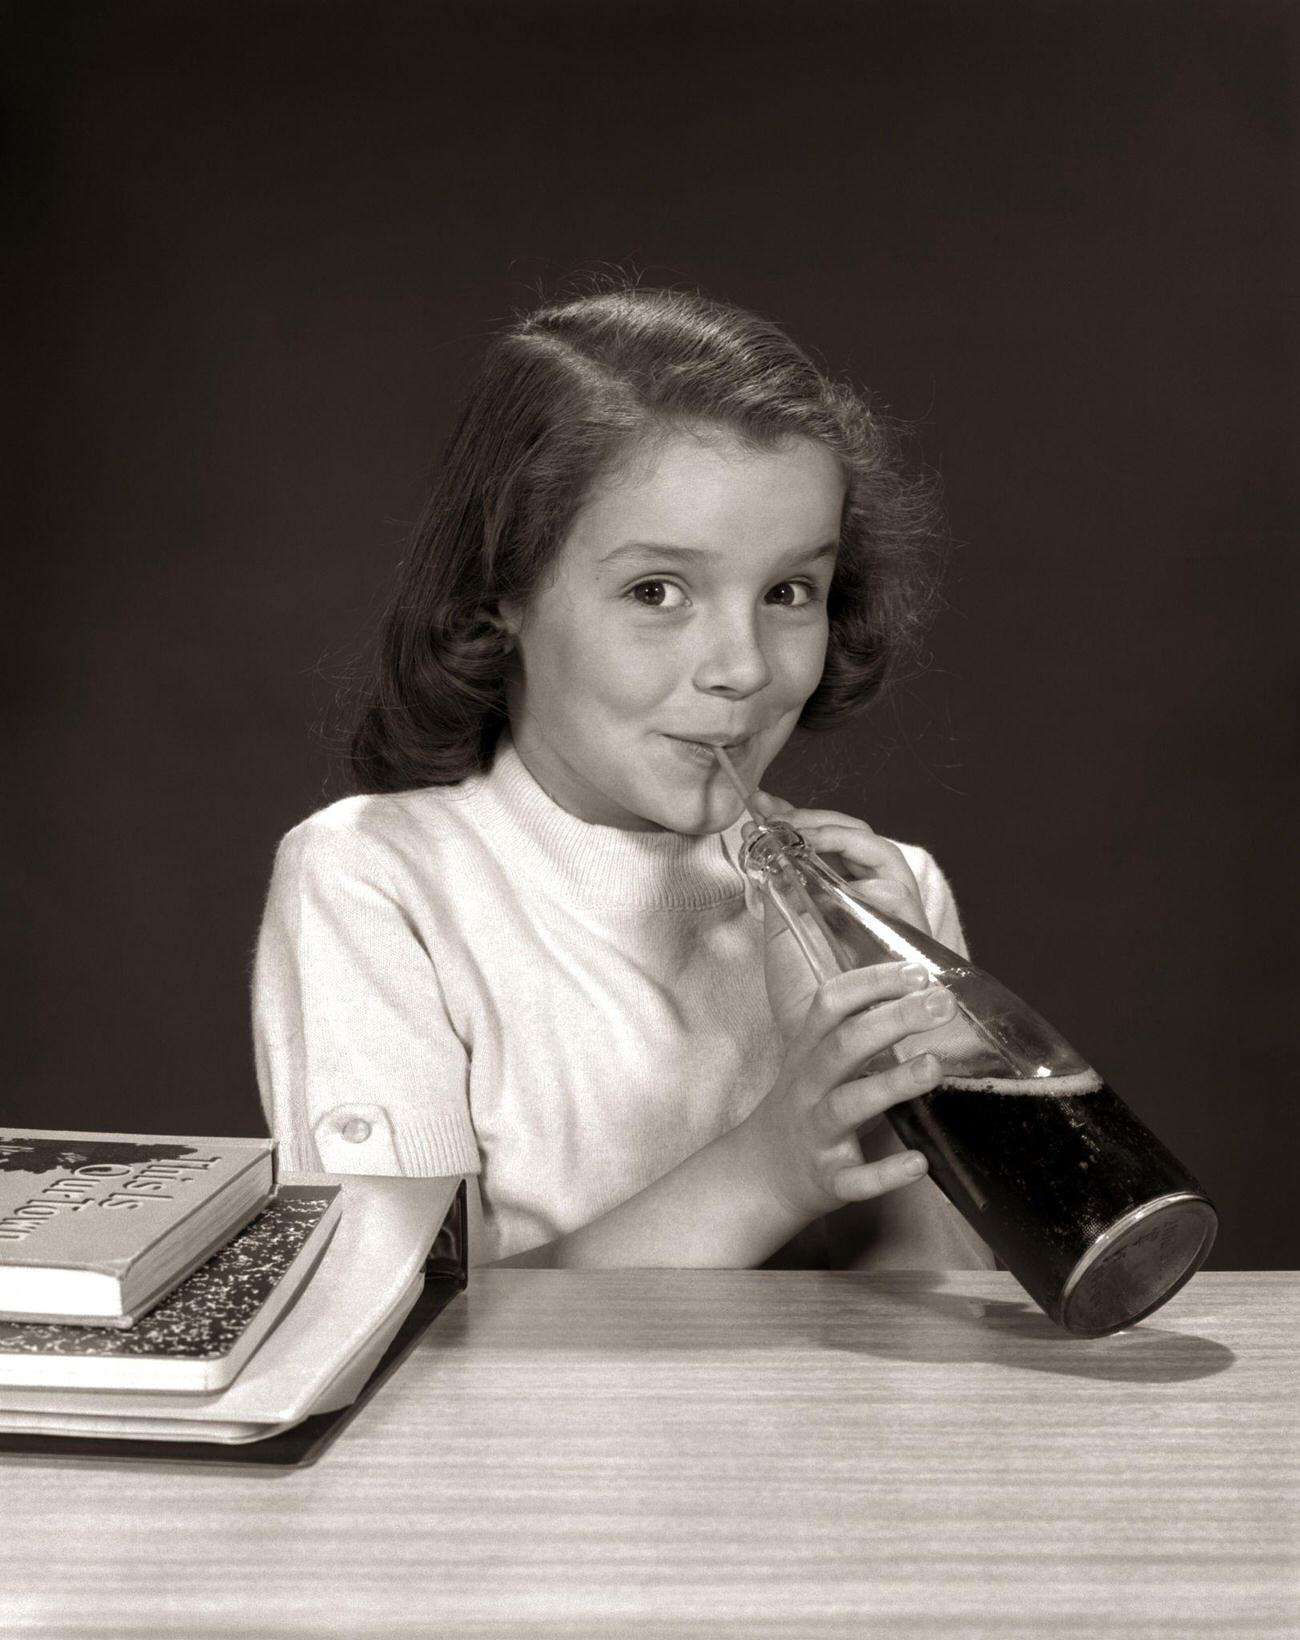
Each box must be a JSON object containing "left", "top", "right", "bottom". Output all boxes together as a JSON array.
[
  {"left": 625, "top": 578, "right": 820, "bottom": 611},
  {"left": 627, "top": 580, "right": 687, "bottom": 609},
  {"left": 766, "top": 581, "right": 817, "bottom": 608}
]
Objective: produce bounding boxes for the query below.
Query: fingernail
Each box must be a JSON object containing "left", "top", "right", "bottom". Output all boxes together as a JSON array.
[
  {"left": 900, "top": 963, "right": 929, "bottom": 990},
  {"left": 903, "top": 1153, "right": 928, "bottom": 1177},
  {"left": 911, "top": 1053, "right": 937, "bottom": 1083},
  {"left": 922, "top": 987, "right": 955, "bottom": 1019}
]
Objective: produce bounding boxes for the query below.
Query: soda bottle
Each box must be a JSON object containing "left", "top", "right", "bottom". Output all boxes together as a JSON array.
[{"left": 738, "top": 816, "right": 1217, "bottom": 1337}]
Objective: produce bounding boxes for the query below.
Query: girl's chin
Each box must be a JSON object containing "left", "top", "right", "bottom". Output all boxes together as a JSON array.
[
  {"left": 640, "top": 752, "right": 766, "bottom": 833},
  {"left": 634, "top": 790, "right": 747, "bottom": 837},
  {"left": 597, "top": 737, "right": 768, "bottom": 832}
]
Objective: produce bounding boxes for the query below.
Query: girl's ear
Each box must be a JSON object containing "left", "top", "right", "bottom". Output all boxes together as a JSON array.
[{"left": 490, "top": 599, "right": 523, "bottom": 647}]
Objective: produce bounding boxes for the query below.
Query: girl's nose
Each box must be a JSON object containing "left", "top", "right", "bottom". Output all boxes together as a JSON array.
[{"left": 692, "top": 614, "right": 773, "bottom": 698}]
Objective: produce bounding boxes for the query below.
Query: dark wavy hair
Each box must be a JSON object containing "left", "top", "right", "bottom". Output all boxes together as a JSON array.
[{"left": 351, "top": 284, "right": 945, "bottom": 791}]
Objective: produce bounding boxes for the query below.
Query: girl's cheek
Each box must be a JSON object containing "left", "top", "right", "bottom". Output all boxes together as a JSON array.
[
  {"left": 778, "top": 628, "right": 829, "bottom": 697},
  {"left": 617, "top": 627, "right": 691, "bottom": 684}
]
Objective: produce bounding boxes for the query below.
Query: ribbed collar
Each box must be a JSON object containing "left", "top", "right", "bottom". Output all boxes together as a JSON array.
[{"left": 466, "top": 735, "right": 750, "bottom": 910}]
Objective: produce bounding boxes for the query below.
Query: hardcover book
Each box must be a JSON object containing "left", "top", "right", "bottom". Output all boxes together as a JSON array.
[
  {"left": 0, "top": 1130, "right": 275, "bottom": 1326},
  {"left": 0, "top": 1184, "right": 341, "bottom": 1392}
]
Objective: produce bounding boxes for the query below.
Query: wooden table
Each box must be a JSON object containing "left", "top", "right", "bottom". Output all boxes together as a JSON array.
[{"left": 2, "top": 1270, "right": 1296, "bottom": 1638}]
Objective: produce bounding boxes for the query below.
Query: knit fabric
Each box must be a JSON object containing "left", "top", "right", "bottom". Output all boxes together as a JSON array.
[{"left": 252, "top": 736, "right": 994, "bottom": 1269}]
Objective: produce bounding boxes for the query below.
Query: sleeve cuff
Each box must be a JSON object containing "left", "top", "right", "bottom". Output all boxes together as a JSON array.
[{"left": 311, "top": 1102, "right": 481, "bottom": 1178}]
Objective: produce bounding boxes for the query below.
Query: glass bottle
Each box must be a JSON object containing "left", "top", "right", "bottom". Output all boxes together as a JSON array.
[{"left": 739, "top": 818, "right": 1217, "bottom": 1337}]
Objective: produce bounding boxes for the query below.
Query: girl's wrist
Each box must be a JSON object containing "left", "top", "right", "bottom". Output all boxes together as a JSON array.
[{"left": 726, "top": 1107, "right": 820, "bottom": 1251}]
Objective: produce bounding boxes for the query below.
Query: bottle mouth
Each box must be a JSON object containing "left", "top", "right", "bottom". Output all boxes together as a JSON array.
[{"left": 737, "top": 818, "right": 809, "bottom": 881}]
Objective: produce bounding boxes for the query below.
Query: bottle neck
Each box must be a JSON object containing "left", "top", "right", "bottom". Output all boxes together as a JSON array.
[
  {"left": 740, "top": 817, "right": 1098, "bottom": 1084},
  {"left": 740, "top": 817, "right": 941, "bottom": 974}
]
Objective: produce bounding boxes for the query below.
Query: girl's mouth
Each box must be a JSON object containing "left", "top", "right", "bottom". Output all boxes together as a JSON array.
[{"left": 664, "top": 734, "right": 754, "bottom": 765}]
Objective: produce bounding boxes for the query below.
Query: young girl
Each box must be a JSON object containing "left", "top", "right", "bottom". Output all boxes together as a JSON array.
[{"left": 252, "top": 285, "right": 994, "bottom": 1272}]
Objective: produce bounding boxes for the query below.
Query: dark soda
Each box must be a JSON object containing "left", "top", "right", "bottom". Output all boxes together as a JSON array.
[{"left": 886, "top": 1073, "right": 1217, "bottom": 1336}]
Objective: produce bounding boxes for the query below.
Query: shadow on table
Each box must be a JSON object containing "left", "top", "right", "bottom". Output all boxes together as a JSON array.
[
  {"left": 465, "top": 1270, "right": 1237, "bottom": 1385},
  {"left": 815, "top": 1276, "right": 1236, "bottom": 1383}
]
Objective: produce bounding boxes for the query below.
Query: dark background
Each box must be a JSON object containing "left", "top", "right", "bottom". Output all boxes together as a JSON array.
[{"left": 7, "top": 0, "right": 1296, "bottom": 1267}]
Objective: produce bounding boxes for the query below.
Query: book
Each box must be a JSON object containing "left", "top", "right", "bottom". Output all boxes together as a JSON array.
[
  {"left": 0, "top": 1172, "right": 467, "bottom": 1463},
  {"left": 0, "top": 1129, "right": 274, "bottom": 1326},
  {"left": 0, "top": 1184, "right": 341, "bottom": 1392}
]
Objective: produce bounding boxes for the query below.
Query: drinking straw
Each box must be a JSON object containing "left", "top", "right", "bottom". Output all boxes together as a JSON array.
[
  {"left": 714, "top": 746, "right": 841, "bottom": 981},
  {"left": 712, "top": 746, "right": 759, "bottom": 819}
]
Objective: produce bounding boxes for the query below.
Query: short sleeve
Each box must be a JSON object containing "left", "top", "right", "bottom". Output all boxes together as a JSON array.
[
  {"left": 897, "top": 842, "right": 971, "bottom": 960},
  {"left": 251, "top": 816, "right": 481, "bottom": 1180}
]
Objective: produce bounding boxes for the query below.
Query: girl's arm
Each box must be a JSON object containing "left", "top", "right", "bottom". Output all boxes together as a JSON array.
[
  {"left": 252, "top": 817, "right": 481, "bottom": 1183},
  {"left": 493, "top": 818, "right": 980, "bottom": 1271},
  {"left": 492, "top": 959, "right": 951, "bottom": 1268}
]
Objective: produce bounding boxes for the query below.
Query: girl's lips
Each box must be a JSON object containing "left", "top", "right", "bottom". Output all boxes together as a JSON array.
[{"left": 663, "top": 733, "right": 754, "bottom": 765}]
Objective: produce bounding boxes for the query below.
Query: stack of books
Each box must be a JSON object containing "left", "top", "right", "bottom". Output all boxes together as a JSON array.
[{"left": 0, "top": 1129, "right": 466, "bottom": 1465}]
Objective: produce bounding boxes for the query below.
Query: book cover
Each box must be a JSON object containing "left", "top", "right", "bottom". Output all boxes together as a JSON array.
[
  {"left": 0, "top": 1184, "right": 341, "bottom": 1392},
  {"left": 0, "top": 1130, "right": 275, "bottom": 1325}
]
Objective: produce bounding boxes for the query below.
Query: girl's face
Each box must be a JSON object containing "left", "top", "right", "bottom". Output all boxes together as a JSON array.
[{"left": 499, "top": 426, "right": 845, "bottom": 834}]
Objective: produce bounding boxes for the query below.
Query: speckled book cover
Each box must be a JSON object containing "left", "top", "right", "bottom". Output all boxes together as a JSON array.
[{"left": 0, "top": 1185, "right": 341, "bottom": 1392}]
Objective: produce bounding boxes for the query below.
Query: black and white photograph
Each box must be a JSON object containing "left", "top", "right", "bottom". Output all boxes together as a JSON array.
[{"left": 5, "top": 0, "right": 1297, "bottom": 1633}]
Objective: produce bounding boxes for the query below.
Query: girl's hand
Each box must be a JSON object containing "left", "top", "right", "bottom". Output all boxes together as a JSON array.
[
  {"left": 750, "top": 789, "right": 931, "bottom": 1042},
  {"left": 739, "top": 961, "right": 954, "bottom": 1219},
  {"left": 752, "top": 789, "right": 930, "bottom": 932}
]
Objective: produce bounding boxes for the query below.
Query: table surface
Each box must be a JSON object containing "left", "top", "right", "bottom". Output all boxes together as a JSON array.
[{"left": 2, "top": 1268, "right": 1296, "bottom": 1639}]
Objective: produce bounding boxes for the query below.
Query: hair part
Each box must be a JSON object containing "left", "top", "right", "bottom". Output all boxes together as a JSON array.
[{"left": 350, "top": 283, "right": 947, "bottom": 792}]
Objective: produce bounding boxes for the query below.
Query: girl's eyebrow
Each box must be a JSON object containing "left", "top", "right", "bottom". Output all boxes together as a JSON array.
[{"left": 598, "top": 540, "right": 838, "bottom": 568}]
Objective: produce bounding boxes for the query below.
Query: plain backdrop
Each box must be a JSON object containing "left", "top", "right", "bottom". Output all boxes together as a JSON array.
[{"left": 6, "top": 0, "right": 1297, "bottom": 1267}]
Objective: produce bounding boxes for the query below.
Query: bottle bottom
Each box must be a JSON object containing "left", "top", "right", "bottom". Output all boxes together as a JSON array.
[{"left": 1056, "top": 1193, "right": 1218, "bottom": 1337}]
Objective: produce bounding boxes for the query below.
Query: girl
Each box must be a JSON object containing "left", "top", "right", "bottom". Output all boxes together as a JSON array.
[{"left": 252, "top": 285, "right": 993, "bottom": 1272}]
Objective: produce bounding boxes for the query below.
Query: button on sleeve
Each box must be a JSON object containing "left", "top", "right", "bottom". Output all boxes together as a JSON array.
[{"left": 313, "top": 1104, "right": 403, "bottom": 1174}]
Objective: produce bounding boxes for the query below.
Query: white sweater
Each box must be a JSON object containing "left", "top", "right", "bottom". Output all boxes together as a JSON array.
[{"left": 252, "top": 736, "right": 994, "bottom": 1269}]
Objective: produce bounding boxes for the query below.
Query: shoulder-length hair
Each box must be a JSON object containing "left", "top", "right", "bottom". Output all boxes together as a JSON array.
[{"left": 350, "top": 284, "right": 945, "bottom": 791}]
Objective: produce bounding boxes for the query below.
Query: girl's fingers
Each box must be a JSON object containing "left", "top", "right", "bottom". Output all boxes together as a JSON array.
[
  {"left": 753, "top": 796, "right": 876, "bottom": 834},
  {"left": 801, "top": 961, "right": 936, "bottom": 1040},
  {"left": 750, "top": 789, "right": 795, "bottom": 820},
  {"left": 828, "top": 1148, "right": 930, "bottom": 1202},
  {"left": 787, "top": 815, "right": 884, "bottom": 847},
  {"left": 816, "top": 1053, "right": 941, "bottom": 1141},
  {"left": 798, "top": 823, "right": 914, "bottom": 882},
  {"left": 751, "top": 793, "right": 928, "bottom": 932},
  {"left": 811, "top": 984, "right": 955, "bottom": 1091},
  {"left": 846, "top": 875, "right": 927, "bottom": 927},
  {"left": 753, "top": 803, "right": 891, "bottom": 865}
]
